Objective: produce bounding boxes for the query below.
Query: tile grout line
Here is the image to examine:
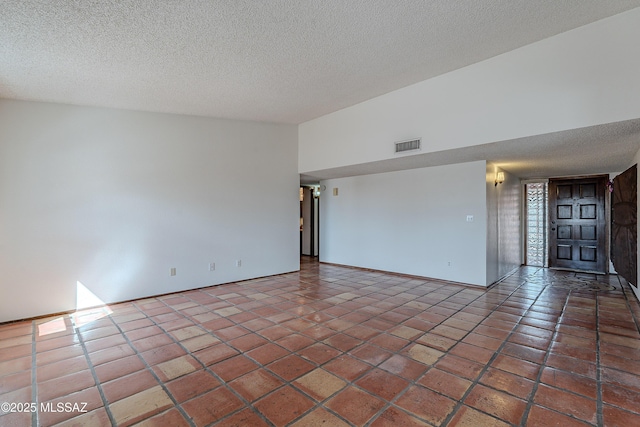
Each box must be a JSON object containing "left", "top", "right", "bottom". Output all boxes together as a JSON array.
[
  {"left": 2, "top": 262, "right": 637, "bottom": 427},
  {"left": 620, "top": 276, "right": 640, "bottom": 334},
  {"left": 191, "top": 273, "right": 453, "bottom": 426},
  {"left": 143, "top": 297, "right": 274, "bottom": 426},
  {"left": 183, "top": 286, "right": 357, "bottom": 427},
  {"left": 359, "top": 269, "right": 543, "bottom": 425},
  {"left": 359, "top": 284, "right": 492, "bottom": 426},
  {"left": 19, "top": 263, "right": 630, "bottom": 426},
  {"left": 519, "top": 281, "right": 573, "bottom": 426},
  {"left": 314, "top": 275, "right": 487, "bottom": 426},
  {"left": 173, "top": 273, "right": 410, "bottom": 426},
  {"left": 72, "top": 316, "right": 118, "bottom": 426},
  {"left": 308, "top": 278, "right": 461, "bottom": 426},
  {"left": 115, "top": 301, "right": 199, "bottom": 427},
  {"left": 595, "top": 291, "right": 604, "bottom": 426},
  {"left": 168, "top": 285, "right": 305, "bottom": 425},
  {"left": 437, "top": 269, "right": 547, "bottom": 427}
]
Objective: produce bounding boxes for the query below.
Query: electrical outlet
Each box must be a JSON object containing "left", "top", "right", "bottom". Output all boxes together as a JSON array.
[
  {"left": 447, "top": 261, "right": 451, "bottom": 267},
  {"left": 235, "top": 259, "right": 242, "bottom": 267},
  {"left": 209, "top": 262, "right": 215, "bottom": 271},
  {"left": 170, "top": 267, "right": 176, "bottom": 276}
]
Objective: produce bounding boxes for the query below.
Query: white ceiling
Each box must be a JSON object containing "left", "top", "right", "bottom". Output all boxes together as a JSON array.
[{"left": 3, "top": 1, "right": 640, "bottom": 179}]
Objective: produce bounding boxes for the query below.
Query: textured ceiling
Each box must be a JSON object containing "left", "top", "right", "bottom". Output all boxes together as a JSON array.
[
  {"left": 3, "top": 1, "right": 640, "bottom": 180},
  {"left": 2, "top": 0, "right": 640, "bottom": 124}
]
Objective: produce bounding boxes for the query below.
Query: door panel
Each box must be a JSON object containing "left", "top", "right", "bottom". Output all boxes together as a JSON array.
[
  {"left": 549, "top": 176, "right": 607, "bottom": 272},
  {"left": 611, "top": 164, "right": 637, "bottom": 285}
]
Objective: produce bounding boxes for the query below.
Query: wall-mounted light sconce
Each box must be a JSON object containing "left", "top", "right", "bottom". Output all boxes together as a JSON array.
[{"left": 495, "top": 171, "right": 505, "bottom": 186}]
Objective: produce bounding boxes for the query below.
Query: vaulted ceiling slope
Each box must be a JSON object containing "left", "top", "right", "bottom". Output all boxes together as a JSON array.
[{"left": 2, "top": 1, "right": 640, "bottom": 124}]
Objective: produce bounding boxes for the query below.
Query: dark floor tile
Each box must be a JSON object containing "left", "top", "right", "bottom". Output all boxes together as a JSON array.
[
  {"left": 479, "top": 367, "right": 535, "bottom": 400},
  {"left": 368, "top": 333, "right": 410, "bottom": 352},
  {"left": 246, "top": 343, "right": 290, "bottom": 365},
  {"left": 526, "top": 404, "right": 592, "bottom": 427},
  {"left": 449, "top": 342, "right": 495, "bottom": 364},
  {"left": 140, "top": 343, "right": 186, "bottom": 366},
  {"left": 182, "top": 387, "right": 244, "bottom": 426},
  {"left": 379, "top": 354, "right": 429, "bottom": 380},
  {"left": 267, "top": 354, "right": 315, "bottom": 381},
  {"left": 464, "top": 384, "right": 527, "bottom": 425},
  {"left": 490, "top": 354, "right": 541, "bottom": 381},
  {"left": 215, "top": 408, "right": 272, "bottom": 427},
  {"left": 462, "top": 332, "right": 503, "bottom": 351},
  {"left": 546, "top": 353, "right": 597, "bottom": 379},
  {"left": 323, "top": 333, "right": 363, "bottom": 352},
  {"left": 603, "top": 404, "right": 640, "bottom": 426},
  {"left": 193, "top": 342, "right": 240, "bottom": 366},
  {"left": 210, "top": 354, "right": 259, "bottom": 381},
  {"left": 416, "top": 332, "right": 458, "bottom": 352},
  {"left": 277, "top": 333, "right": 315, "bottom": 352},
  {"left": 533, "top": 383, "right": 597, "bottom": 424},
  {"left": 501, "top": 342, "right": 546, "bottom": 364},
  {"left": 435, "top": 354, "right": 485, "bottom": 381},
  {"left": 324, "top": 355, "right": 372, "bottom": 382},
  {"left": 370, "top": 406, "right": 432, "bottom": 427},
  {"left": 447, "top": 405, "right": 511, "bottom": 427},
  {"left": 298, "top": 342, "right": 341, "bottom": 364},
  {"left": 356, "top": 368, "right": 409, "bottom": 401},
  {"left": 326, "top": 386, "right": 386, "bottom": 426},
  {"left": 601, "top": 352, "right": 640, "bottom": 376},
  {"left": 166, "top": 369, "right": 221, "bottom": 403},
  {"left": 230, "top": 369, "right": 284, "bottom": 402},
  {"left": 394, "top": 385, "right": 456, "bottom": 426},
  {"left": 540, "top": 367, "right": 597, "bottom": 399},
  {"left": 349, "top": 343, "right": 393, "bottom": 366},
  {"left": 418, "top": 368, "right": 472, "bottom": 400},
  {"left": 254, "top": 385, "right": 315, "bottom": 426},
  {"left": 602, "top": 383, "right": 640, "bottom": 415}
]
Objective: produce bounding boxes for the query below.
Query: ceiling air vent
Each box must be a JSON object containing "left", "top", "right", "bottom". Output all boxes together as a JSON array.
[{"left": 395, "top": 138, "right": 421, "bottom": 154}]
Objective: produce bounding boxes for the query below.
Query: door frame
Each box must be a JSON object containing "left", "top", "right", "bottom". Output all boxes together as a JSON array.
[{"left": 548, "top": 174, "right": 610, "bottom": 273}]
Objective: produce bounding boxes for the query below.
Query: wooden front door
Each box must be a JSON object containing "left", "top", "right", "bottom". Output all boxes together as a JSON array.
[
  {"left": 549, "top": 176, "right": 607, "bottom": 273},
  {"left": 611, "top": 164, "right": 637, "bottom": 285}
]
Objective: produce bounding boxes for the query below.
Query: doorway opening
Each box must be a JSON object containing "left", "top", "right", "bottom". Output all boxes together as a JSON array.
[
  {"left": 524, "top": 181, "right": 548, "bottom": 267},
  {"left": 548, "top": 175, "right": 607, "bottom": 273},
  {"left": 300, "top": 186, "right": 319, "bottom": 257}
]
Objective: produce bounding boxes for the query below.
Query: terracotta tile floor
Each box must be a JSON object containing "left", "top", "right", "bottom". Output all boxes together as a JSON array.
[{"left": 2, "top": 257, "right": 640, "bottom": 426}]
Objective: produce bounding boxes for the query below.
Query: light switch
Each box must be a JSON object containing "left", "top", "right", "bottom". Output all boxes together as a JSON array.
[
  {"left": 333, "top": 188, "right": 339, "bottom": 196},
  {"left": 466, "top": 215, "right": 474, "bottom": 222}
]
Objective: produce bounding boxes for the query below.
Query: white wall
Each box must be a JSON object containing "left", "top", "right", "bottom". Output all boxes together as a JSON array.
[
  {"left": 0, "top": 100, "right": 299, "bottom": 323},
  {"left": 486, "top": 165, "right": 499, "bottom": 284},
  {"left": 486, "top": 167, "right": 521, "bottom": 285},
  {"left": 299, "top": 8, "right": 640, "bottom": 173},
  {"left": 319, "top": 161, "right": 488, "bottom": 286}
]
